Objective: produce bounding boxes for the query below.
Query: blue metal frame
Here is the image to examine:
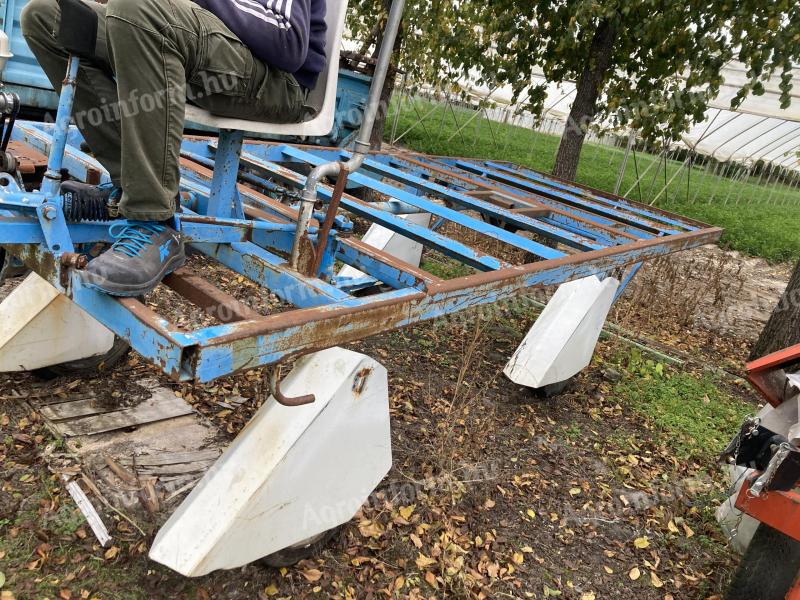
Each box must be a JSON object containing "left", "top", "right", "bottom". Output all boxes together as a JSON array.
[{"left": 0, "top": 55, "right": 722, "bottom": 383}]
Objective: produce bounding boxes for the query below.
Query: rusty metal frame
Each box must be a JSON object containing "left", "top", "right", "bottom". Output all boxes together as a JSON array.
[{"left": 0, "top": 122, "right": 722, "bottom": 383}]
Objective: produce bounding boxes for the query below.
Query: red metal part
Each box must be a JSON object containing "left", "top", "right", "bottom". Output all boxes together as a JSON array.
[
  {"left": 736, "top": 476, "right": 800, "bottom": 543},
  {"left": 747, "top": 343, "right": 800, "bottom": 407},
  {"left": 789, "top": 580, "right": 800, "bottom": 600}
]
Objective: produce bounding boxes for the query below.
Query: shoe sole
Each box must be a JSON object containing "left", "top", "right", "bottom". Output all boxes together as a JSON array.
[{"left": 81, "top": 253, "right": 187, "bottom": 298}]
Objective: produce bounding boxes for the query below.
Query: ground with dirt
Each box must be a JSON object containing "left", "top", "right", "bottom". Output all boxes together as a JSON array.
[{"left": 0, "top": 245, "right": 788, "bottom": 600}]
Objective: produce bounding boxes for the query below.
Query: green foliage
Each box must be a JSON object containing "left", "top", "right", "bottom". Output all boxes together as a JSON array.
[
  {"left": 351, "top": 1, "right": 800, "bottom": 146},
  {"left": 387, "top": 98, "right": 800, "bottom": 262},
  {"left": 346, "top": 0, "right": 464, "bottom": 88},
  {"left": 420, "top": 253, "right": 477, "bottom": 280}
]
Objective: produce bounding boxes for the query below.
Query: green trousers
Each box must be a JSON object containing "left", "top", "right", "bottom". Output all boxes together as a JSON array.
[{"left": 22, "top": 0, "right": 306, "bottom": 221}]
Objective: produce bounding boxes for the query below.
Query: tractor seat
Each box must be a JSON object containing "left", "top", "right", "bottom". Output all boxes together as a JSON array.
[{"left": 185, "top": 0, "right": 349, "bottom": 137}]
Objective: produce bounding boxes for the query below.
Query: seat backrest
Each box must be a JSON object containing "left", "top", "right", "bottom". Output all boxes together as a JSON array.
[{"left": 305, "top": 0, "right": 349, "bottom": 119}]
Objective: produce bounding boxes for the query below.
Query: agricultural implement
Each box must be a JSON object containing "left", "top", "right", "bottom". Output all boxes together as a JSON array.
[
  {"left": 719, "top": 344, "right": 800, "bottom": 600},
  {"left": 0, "top": 0, "right": 721, "bottom": 577}
]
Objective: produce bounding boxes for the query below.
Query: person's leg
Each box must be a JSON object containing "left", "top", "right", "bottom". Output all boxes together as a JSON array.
[
  {"left": 21, "top": 0, "right": 123, "bottom": 184},
  {"left": 102, "top": 0, "right": 203, "bottom": 221},
  {"left": 187, "top": 5, "right": 306, "bottom": 124},
  {"left": 65, "top": 0, "right": 205, "bottom": 294}
]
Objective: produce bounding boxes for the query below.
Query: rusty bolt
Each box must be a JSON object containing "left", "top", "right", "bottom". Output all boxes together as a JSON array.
[
  {"left": 60, "top": 253, "right": 88, "bottom": 270},
  {"left": 42, "top": 204, "right": 58, "bottom": 221}
]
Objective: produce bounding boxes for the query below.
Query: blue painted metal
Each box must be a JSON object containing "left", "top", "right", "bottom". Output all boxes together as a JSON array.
[
  {"left": 483, "top": 161, "right": 696, "bottom": 232},
  {"left": 277, "top": 146, "right": 567, "bottom": 261},
  {"left": 42, "top": 57, "right": 78, "bottom": 194},
  {"left": 0, "top": 70, "right": 722, "bottom": 385},
  {"left": 447, "top": 158, "right": 681, "bottom": 236},
  {"left": 0, "top": 1, "right": 728, "bottom": 386},
  {"left": 384, "top": 154, "right": 644, "bottom": 244},
  {"left": 206, "top": 129, "right": 245, "bottom": 219},
  {"left": 0, "top": 0, "right": 59, "bottom": 110}
]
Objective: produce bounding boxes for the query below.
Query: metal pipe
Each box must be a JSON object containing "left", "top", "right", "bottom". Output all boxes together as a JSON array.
[
  {"left": 614, "top": 131, "right": 635, "bottom": 194},
  {"left": 290, "top": 0, "right": 407, "bottom": 270},
  {"left": 42, "top": 56, "right": 80, "bottom": 197},
  {"left": 311, "top": 168, "right": 349, "bottom": 276}
]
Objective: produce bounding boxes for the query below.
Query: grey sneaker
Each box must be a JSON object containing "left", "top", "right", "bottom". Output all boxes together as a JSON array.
[{"left": 81, "top": 221, "right": 185, "bottom": 297}]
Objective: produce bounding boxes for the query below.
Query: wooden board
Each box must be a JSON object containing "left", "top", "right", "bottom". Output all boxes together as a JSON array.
[{"left": 56, "top": 394, "right": 195, "bottom": 437}]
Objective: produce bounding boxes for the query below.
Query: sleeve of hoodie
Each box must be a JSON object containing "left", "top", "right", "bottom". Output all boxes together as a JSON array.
[{"left": 193, "top": 0, "right": 312, "bottom": 73}]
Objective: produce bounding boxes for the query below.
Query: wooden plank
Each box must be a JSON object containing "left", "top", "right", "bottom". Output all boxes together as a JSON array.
[
  {"left": 135, "top": 461, "right": 218, "bottom": 476},
  {"left": 119, "top": 449, "right": 221, "bottom": 467},
  {"left": 56, "top": 395, "right": 195, "bottom": 437},
  {"left": 40, "top": 398, "right": 116, "bottom": 421}
]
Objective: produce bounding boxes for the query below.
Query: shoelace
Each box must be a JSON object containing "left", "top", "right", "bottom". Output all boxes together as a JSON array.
[{"left": 108, "top": 222, "right": 166, "bottom": 258}]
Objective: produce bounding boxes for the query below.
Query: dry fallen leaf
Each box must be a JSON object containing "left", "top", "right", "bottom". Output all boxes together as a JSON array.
[
  {"left": 629, "top": 567, "right": 641, "bottom": 581},
  {"left": 263, "top": 584, "right": 279, "bottom": 597},
  {"left": 416, "top": 553, "right": 436, "bottom": 569},
  {"left": 104, "top": 546, "right": 119, "bottom": 560},
  {"left": 650, "top": 571, "right": 664, "bottom": 588},
  {"left": 667, "top": 520, "right": 679, "bottom": 533},
  {"left": 357, "top": 520, "right": 382, "bottom": 539},
  {"left": 399, "top": 505, "right": 416, "bottom": 520},
  {"left": 512, "top": 552, "right": 524, "bottom": 565},
  {"left": 634, "top": 536, "right": 650, "bottom": 549},
  {"left": 424, "top": 571, "right": 438, "bottom": 589},
  {"left": 302, "top": 569, "right": 322, "bottom": 583},
  {"left": 581, "top": 593, "right": 596, "bottom": 600}
]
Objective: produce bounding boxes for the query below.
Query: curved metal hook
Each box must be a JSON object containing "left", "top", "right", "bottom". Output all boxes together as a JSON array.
[{"left": 269, "top": 366, "right": 316, "bottom": 407}]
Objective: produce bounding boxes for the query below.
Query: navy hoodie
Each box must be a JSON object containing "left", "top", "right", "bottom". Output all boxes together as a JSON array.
[{"left": 193, "top": 0, "right": 327, "bottom": 90}]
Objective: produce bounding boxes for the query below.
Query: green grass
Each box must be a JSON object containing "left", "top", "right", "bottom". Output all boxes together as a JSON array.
[
  {"left": 610, "top": 351, "right": 754, "bottom": 460},
  {"left": 385, "top": 97, "right": 800, "bottom": 263},
  {"left": 421, "top": 252, "right": 476, "bottom": 279}
]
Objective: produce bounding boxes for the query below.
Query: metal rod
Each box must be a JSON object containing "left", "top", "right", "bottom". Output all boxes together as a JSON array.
[
  {"left": 650, "top": 156, "right": 691, "bottom": 206},
  {"left": 310, "top": 168, "right": 349, "bottom": 276},
  {"left": 42, "top": 56, "right": 80, "bottom": 197},
  {"left": 614, "top": 131, "right": 635, "bottom": 194},
  {"left": 270, "top": 366, "right": 315, "bottom": 407},
  {"left": 290, "top": 0, "right": 406, "bottom": 270}
]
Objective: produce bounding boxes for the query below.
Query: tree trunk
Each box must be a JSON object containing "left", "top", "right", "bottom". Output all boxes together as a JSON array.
[
  {"left": 368, "top": 6, "right": 404, "bottom": 149},
  {"left": 552, "top": 18, "right": 617, "bottom": 181},
  {"left": 750, "top": 259, "right": 800, "bottom": 359}
]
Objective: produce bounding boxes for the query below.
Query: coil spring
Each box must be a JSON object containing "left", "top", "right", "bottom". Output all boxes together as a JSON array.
[{"left": 63, "top": 191, "right": 113, "bottom": 222}]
